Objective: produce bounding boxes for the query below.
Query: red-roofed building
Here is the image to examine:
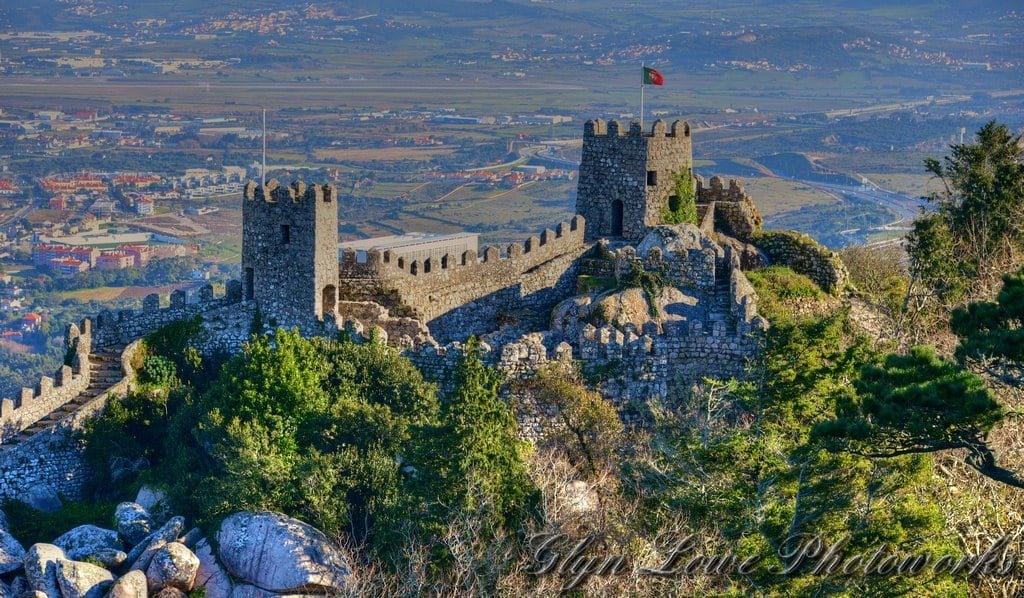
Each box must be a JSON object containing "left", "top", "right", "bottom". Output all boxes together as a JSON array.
[
  {"left": 39, "top": 175, "right": 107, "bottom": 193},
  {"left": 50, "top": 256, "right": 89, "bottom": 276},
  {"left": 1, "top": 331, "right": 24, "bottom": 342},
  {"left": 22, "top": 312, "right": 42, "bottom": 331},
  {"left": 0, "top": 180, "right": 19, "bottom": 196},
  {"left": 34, "top": 244, "right": 98, "bottom": 268},
  {"left": 96, "top": 251, "right": 135, "bottom": 270},
  {"left": 114, "top": 174, "right": 161, "bottom": 188},
  {"left": 49, "top": 197, "right": 68, "bottom": 211},
  {"left": 119, "top": 244, "right": 152, "bottom": 267}
]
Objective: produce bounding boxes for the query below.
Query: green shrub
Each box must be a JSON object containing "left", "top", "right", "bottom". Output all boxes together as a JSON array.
[
  {"left": 660, "top": 168, "right": 698, "bottom": 226},
  {"left": 139, "top": 355, "right": 178, "bottom": 388},
  {"left": 746, "top": 265, "right": 825, "bottom": 320}
]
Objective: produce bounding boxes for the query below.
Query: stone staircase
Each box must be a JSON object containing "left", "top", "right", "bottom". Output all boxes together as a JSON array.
[
  {"left": 705, "top": 259, "right": 734, "bottom": 330},
  {"left": 0, "top": 346, "right": 125, "bottom": 449}
]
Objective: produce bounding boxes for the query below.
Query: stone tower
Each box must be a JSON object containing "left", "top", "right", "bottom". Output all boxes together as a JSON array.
[
  {"left": 242, "top": 179, "right": 340, "bottom": 328},
  {"left": 576, "top": 118, "right": 693, "bottom": 242}
]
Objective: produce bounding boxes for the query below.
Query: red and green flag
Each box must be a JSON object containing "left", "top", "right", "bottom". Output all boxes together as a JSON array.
[{"left": 642, "top": 66, "right": 664, "bottom": 86}]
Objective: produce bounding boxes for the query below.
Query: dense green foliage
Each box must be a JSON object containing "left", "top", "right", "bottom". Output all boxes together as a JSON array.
[
  {"left": 83, "top": 326, "right": 537, "bottom": 572},
  {"left": 952, "top": 268, "right": 1024, "bottom": 365},
  {"left": 907, "top": 121, "right": 1024, "bottom": 305},
  {"left": 660, "top": 168, "right": 699, "bottom": 226}
]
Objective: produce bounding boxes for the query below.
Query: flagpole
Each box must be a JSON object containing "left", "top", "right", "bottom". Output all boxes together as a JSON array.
[
  {"left": 261, "top": 108, "right": 267, "bottom": 188},
  {"left": 640, "top": 62, "right": 645, "bottom": 132}
]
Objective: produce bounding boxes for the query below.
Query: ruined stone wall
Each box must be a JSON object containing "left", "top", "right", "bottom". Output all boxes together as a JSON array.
[
  {"left": 0, "top": 320, "right": 93, "bottom": 443},
  {"left": 0, "top": 340, "right": 142, "bottom": 502},
  {"left": 242, "top": 179, "right": 340, "bottom": 329},
  {"left": 697, "top": 175, "right": 763, "bottom": 243},
  {"left": 576, "top": 119, "right": 693, "bottom": 242},
  {"left": 92, "top": 282, "right": 243, "bottom": 348},
  {"left": 339, "top": 216, "right": 589, "bottom": 343},
  {"left": 752, "top": 229, "right": 849, "bottom": 294}
]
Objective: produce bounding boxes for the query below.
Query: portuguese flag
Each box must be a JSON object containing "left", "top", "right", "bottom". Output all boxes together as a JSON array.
[{"left": 642, "top": 66, "right": 665, "bottom": 86}]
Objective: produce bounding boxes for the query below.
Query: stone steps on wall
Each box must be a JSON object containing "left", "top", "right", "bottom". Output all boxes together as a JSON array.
[{"left": 0, "top": 345, "right": 127, "bottom": 450}]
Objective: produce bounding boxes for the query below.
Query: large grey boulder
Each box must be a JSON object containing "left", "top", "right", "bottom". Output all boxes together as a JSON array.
[
  {"left": 153, "top": 589, "right": 186, "bottom": 598},
  {"left": 20, "top": 485, "right": 62, "bottom": 513},
  {"left": 106, "top": 570, "right": 148, "bottom": 598},
  {"left": 134, "top": 486, "right": 170, "bottom": 522},
  {"left": 54, "top": 559, "right": 113, "bottom": 598},
  {"left": 194, "top": 539, "right": 233, "bottom": 598},
  {"left": 125, "top": 516, "right": 184, "bottom": 571},
  {"left": 230, "top": 585, "right": 278, "bottom": 598},
  {"left": 114, "top": 502, "right": 154, "bottom": 546},
  {"left": 217, "top": 512, "right": 350, "bottom": 593},
  {"left": 23, "top": 543, "right": 66, "bottom": 596},
  {"left": 89, "top": 548, "right": 127, "bottom": 569},
  {"left": 0, "top": 580, "right": 8, "bottom": 598},
  {"left": 0, "top": 529, "right": 25, "bottom": 575},
  {"left": 53, "top": 525, "right": 122, "bottom": 561},
  {"left": 146, "top": 542, "right": 199, "bottom": 592}
]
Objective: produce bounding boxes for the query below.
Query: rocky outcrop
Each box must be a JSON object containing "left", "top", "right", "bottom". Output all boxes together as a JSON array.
[
  {"left": 22, "top": 485, "right": 62, "bottom": 513},
  {"left": 0, "top": 529, "right": 25, "bottom": 575},
  {"left": 126, "top": 516, "right": 184, "bottom": 571},
  {"left": 55, "top": 559, "right": 114, "bottom": 598},
  {"left": 217, "top": 511, "right": 350, "bottom": 593},
  {"left": 107, "top": 570, "right": 148, "bottom": 598},
  {"left": 115, "top": 502, "right": 155, "bottom": 546},
  {"left": 146, "top": 542, "right": 199, "bottom": 592},
  {"left": 53, "top": 524, "right": 122, "bottom": 561},
  {"left": 24, "top": 543, "right": 66, "bottom": 597},
  {"left": 195, "top": 538, "right": 233, "bottom": 598}
]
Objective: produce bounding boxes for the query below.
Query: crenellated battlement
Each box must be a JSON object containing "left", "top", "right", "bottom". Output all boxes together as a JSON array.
[
  {"left": 0, "top": 317, "right": 94, "bottom": 443},
  {"left": 696, "top": 175, "right": 764, "bottom": 242},
  {"left": 92, "top": 281, "right": 243, "bottom": 347},
  {"left": 243, "top": 179, "right": 338, "bottom": 204},
  {"left": 583, "top": 118, "right": 690, "bottom": 139},
  {"left": 341, "top": 215, "right": 586, "bottom": 281}
]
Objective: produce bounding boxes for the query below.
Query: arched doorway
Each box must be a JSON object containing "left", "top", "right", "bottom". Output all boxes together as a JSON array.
[
  {"left": 321, "top": 285, "right": 337, "bottom": 317},
  {"left": 610, "top": 200, "right": 624, "bottom": 236}
]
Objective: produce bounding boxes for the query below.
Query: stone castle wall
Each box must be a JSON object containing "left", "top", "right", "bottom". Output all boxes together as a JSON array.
[
  {"left": 696, "top": 175, "right": 763, "bottom": 243},
  {"left": 0, "top": 340, "right": 142, "bottom": 502},
  {"left": 338, "top": 216, "right": 589, "bottom": 343},
  {"left": 242, "top": 180, "right": 340, "bottom": 328},
  {"left": 0, "top": 320, "right": 93, "bottom": 444},
  {"left": 92, "top": 282, "right": 244, "bottom": 348},
  {"left": 576, "top": 119, "right": 693, "bottom": 241},
  {"left": 752, "top": 229, "right": 849, "bottom": 294}
]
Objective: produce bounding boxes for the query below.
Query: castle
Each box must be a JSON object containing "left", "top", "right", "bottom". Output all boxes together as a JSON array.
[{"left": 0, "top": 116, "right": 850, "bottom": 501}]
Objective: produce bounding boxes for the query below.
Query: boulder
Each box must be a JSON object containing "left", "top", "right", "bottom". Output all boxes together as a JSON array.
[
  {"left": 194, "top": 539, "right": 233, "bottom": 598},
  {"left": 0, "top": 529, "right": 26, "bottom": 575},
  {"left": 154, "top": 589, "right": 186, "bottom": 598},
  {"left": 179, "top": 528, "right": 202, "bottom": 549},
  {"left": 217, "top": 511, "right": 350, "bottom": 593},
  {"left": 89, "top": 548, "right": 127, "bottom": 569},
  {"left": 114, "top": 503, "right": 154, "bottom": 546},
  {"left": 230, "top": 585, "right": 278, "bottom": 598},
  {"left": 0, "top": 508, "right": 7, "bottom": 531},
  {"left": 20, "top": 485, "right": 61, "bottom": 513},
  {"left": 146, "top": 542, "right": 199, "bottom": 592},
  {"left": 23, "top": 543, "right": 66, "bottom": 597},
  {"left": 53, "top": 525, "right": 122, "bottom": 562},
  {"left": 106, "top": 570, "right": 148, "bottom": 598},
  {"left": 125, "top": 516, "right": 184, "bottom": 571},
  {"left": 134, "top": 486, "right": 170, "bottom": 522},
  {"left": 0, "top": 581, "right": 7, "bottom": 598},
  {"left": 7, "top": 575, "right": 27, "bottom": 597},
  {"left": 54, "top": 559, "right": 113, "bottom": 598}
]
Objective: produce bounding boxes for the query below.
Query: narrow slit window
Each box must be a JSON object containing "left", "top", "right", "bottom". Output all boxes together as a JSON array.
[
  {"left": 280, "top": 224, "right": 291, "bottom": 245},
  {"left": 647, "top": 170, "right": 658, "bottom": 186}
]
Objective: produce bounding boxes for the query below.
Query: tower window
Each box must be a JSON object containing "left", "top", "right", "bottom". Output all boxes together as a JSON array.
[
  {"left": 280, "top": 225, "right": 291, "bottom": 245},
  {"left": 647, "top": 171, "right": 658, "bottom": 186}
]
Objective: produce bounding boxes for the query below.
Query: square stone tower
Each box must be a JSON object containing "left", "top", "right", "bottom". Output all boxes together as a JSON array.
[
  {"left": 576, "top": 118, "right": 692, "bottom": 242},
  {"left": 242, "top": 179, "right": 340, "bottom": 328}
]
